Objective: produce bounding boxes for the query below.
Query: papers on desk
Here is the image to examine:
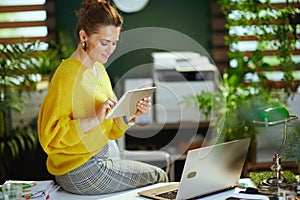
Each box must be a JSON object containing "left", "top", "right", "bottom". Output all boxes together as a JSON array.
[
  {"left": 4, "top": 180, "right": 60, "bottom": 199},
  {"left": 226, "top": 193, "right": 270, "bottom": 200}
]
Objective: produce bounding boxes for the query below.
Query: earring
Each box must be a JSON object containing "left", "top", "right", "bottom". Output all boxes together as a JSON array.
[{"left": 82, "top": 41, "right": 87, "bottom": 52}]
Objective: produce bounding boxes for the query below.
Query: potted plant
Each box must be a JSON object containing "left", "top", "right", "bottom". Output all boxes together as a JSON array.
[
  {"left": 0, "top": 30, "right": 76, "bottom": 182},
  {"left": 0, "top": 41, "right": 41, "bottom": 180},
  {"left": 182, "top": 70, "right": 289, "bottom": 164},
  {"left": 0, "top": 40, "right": 63, "bottom": 181}
]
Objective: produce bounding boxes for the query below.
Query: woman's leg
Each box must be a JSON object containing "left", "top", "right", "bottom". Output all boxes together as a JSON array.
[{"left": 55, "top": 157, "right": 168, "bottom": 195}]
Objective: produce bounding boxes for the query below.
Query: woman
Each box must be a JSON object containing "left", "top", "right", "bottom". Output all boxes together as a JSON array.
[{"left": 38, "top": 0, "right": 168, "bottom": 195}]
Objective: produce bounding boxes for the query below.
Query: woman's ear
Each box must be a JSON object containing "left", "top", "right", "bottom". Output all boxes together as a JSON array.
[{"left": 79, "top": 30, "right": 87, "bottom": 42}]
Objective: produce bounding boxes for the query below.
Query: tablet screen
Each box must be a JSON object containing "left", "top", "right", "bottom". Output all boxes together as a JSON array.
[{"left": 105, "top": 87, "right": 156, "bottom": 119}]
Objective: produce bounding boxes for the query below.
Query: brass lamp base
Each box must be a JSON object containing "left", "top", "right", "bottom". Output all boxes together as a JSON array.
[
  {"left": 258, "top": 179, "right": 286, "bottom": 194},
  {"left": 258, "top": 179, "right": 298, "bottom": 196},
  {"left": 257, "top": 153, "right": 286, "bottom": 193}
]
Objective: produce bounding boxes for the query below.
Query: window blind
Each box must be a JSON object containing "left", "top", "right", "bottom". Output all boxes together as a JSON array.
[{"left": 0, "top": 0, "right": 55, "bottom": 43}]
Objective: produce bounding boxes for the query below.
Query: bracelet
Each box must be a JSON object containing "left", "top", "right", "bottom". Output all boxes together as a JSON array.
[
  {"left": 123, "top": 116, "right": 135, "bottom": 126},
  {"left": 123, "top": 116, "right": 128, "bottom": 124}
]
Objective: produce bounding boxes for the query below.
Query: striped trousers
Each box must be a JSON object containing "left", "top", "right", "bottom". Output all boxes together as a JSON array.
[{"left": 55, "top": 145, "right": 168, "bottom": 195}]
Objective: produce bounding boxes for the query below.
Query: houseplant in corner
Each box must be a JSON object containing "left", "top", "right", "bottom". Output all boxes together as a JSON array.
[
  {"left": 0, "top": 41, "right": 43, "bottom": 181},
  {"left": 186, "top": 0, "right": 299, "bottom": 179}
]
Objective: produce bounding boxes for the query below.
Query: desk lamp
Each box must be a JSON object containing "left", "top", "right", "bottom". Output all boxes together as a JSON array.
[{"left": 252, "top": 105, "right": 298, "bottom": 186}]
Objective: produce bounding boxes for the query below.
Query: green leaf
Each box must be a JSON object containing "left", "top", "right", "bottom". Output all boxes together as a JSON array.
[
  {"left": 15, "top": 134, "right": 26, "bottom": 152},
  {"left": 0, "top": 141, "right": 5, "bottom": 155},
  {"left": 26, "top": 132, "right": 38, "bottom": 150},
  {"left": 249, "top": 170, "right": 297, "bottom": 186},
  {"left": 7, "top": 139, "right": 19, "bottom": 157}
]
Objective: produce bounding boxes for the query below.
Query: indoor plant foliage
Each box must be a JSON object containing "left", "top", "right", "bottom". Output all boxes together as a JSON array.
[
  {"left": 0, "top": 41, "right": 40, "bottom": 137},
  {"left": 182, "top": 71, "right": 289, "bottom": 165},
  {"left": 32, "top": 41, "right": 61, "bottom": 80},
  {"left": 0, "top": 40, "right": 60, "bottom": 179},
  {"left": 0, "top": 42, "right": 39, "bottom": 178},
  {"left": 187, "top": 72, "right": 275, "bottom": 143},
  {"left": 200, "top": 0, "right": 300, "bottom": 143},
  {"left": 218, "top": 0, "right": 299, "bottom": 95},
  {"left": 0, "top": 33, "right": 75, "bottom": 181}
]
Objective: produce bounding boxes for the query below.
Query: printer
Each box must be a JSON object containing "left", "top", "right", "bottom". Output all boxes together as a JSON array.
[{"left": 152, "top": 51, "right": 218, "bottom": 123}]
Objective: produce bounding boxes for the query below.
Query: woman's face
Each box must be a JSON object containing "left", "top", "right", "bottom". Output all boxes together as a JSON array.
[{"left": 86, "top": 25, "right": 120, "bottom": 64}]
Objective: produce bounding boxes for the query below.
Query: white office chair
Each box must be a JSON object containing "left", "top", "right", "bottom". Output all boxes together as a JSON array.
[{"left": 107, "top": 140, "right": 171, "bottom": 177}]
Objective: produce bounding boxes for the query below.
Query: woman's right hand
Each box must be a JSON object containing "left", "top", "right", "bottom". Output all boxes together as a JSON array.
[
  {"left": 80, "top": 98, "right": 116, "bottom": 133},
  {"left": 96, "top": 98, "right": 116, "bottom": 123}
]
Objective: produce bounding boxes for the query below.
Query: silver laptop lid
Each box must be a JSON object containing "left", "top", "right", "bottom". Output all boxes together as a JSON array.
[{"left": 176, "top": 138, "right": 250, "bottom": 200}]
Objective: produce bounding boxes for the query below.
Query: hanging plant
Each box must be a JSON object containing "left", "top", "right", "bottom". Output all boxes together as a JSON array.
[{"left": 218, "top": 0, "right": 299, "bottom": 94}]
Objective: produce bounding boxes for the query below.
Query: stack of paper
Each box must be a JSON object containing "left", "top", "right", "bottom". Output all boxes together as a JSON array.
[{"left": 4, "top": 180, "right": 60, "bottom": 199}]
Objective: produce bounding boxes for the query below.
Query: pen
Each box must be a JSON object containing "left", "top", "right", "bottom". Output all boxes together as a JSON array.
[
  {"left": 31, "top": 191, "right": 47, "bottom": 199},
  {"left": 23, "top": 193, "right": 33, "bottom": 198},
  {"left": 22, "top": 190, "right": 46, "bottom": 199},
  {"left": 22, "top": 182, "right": 36, "bottom": 190},
  {"left": 22, "top": 184, "right": 32, "bottom": 190}
]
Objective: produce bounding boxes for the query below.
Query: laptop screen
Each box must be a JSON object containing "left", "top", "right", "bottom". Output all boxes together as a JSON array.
[{"left": 177, "top": 138, "right": 250, "bottom": 200}]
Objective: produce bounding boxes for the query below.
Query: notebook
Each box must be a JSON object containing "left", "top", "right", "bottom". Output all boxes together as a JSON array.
[
  {"left": 138, "top": 138, "right": 250, "bottom": 200},
  {"left": 105, "top": 87, "right": 156, "bottom": 119}
]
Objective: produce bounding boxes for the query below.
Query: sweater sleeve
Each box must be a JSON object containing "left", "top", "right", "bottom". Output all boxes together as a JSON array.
[
  {"left": 38, "top": 71, "right": 87, "bottom": 153},
  {"left": 109, "top": 117, "right": 132, "bottom": 140}
]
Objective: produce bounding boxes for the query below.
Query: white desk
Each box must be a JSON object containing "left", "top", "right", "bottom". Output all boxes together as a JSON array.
[
  {"left": 51, "top": 178, "right": 261, "bottom": 200},
  {"left": 52, "top": 183, "right": 232, "bottom": 200}
]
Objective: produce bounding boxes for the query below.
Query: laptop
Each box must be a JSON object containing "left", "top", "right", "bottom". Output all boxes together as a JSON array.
[{"left": 138, "top": 138, "right": 250, "bottom": 200}]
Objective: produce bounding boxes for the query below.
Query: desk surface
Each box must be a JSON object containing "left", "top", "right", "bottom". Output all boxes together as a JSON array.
[{"left": 51, "top": 178, "right": 258, "bottom": 200}]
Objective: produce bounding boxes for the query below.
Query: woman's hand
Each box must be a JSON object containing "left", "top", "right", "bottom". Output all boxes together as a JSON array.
[
  {"left": 80, "top": 98, "right": 116, "bottom": 132},
  {"left": 96, "top": 98, "right": 116, "bottom": 123},
  {"left": 127, "top": 96, "right": 152, "bottom": 122}
]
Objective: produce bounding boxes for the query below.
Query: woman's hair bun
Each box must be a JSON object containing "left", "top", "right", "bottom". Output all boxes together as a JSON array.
[
  {"left": 76, "top": 0, "right": 108, "bottom": 17},
  {"left": 75, "top": 0, "right": 123, "bottom": 40}
]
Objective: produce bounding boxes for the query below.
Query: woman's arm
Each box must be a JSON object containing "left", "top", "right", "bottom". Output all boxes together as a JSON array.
[{"left": 80, "top": 98, "right": 116, "bottom": 132}]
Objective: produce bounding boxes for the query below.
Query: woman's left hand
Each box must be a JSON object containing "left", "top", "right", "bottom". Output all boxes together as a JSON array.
[
  {"left": 126, "top": 96, "right": 152, "bottom": 121},
  {"left": 136, "top": 96, "right": 152, "bottom": 115}
]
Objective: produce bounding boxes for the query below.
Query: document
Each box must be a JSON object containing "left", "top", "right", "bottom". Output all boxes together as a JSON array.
[{"left": 5, "top": 180, "right": 60, "bottom": 199}]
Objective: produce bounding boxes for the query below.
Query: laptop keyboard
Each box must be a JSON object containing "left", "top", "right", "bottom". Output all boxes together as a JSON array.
[{"left": 156, "top": 189, "right": 178, "bottom": 199}]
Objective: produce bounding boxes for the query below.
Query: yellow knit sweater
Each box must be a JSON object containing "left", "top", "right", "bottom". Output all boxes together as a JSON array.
[{"left": 38, "top": 58, "right": 130, "bottom": 175}]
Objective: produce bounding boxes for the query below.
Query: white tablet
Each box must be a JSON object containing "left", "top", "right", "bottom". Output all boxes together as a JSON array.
[{"left": 105, "top": 87, "right": 156, "bottom": 119}]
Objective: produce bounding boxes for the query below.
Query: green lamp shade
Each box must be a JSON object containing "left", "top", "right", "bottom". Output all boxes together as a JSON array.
[{"left": 252, "top": 105, "right": 290, "bottom": 126}]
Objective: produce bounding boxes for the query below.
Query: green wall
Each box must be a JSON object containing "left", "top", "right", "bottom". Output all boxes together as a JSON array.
[{"left": 54, "top": 0, "right": 212, "bottom": 85}]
